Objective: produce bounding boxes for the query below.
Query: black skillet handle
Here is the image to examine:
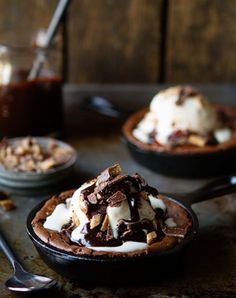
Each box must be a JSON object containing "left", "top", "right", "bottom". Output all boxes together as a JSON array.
[
  {"left": 178, "top": 175, "right": 236, "bottom": 206},
  {"left": 80, "top": 96, "right": 132, "bottom": 119}
]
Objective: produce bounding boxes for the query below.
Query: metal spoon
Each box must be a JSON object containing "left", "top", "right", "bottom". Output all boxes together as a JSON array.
[
  {"left": 81, "top": 96, "right": 132, "bottom": 119},
  {"left": 28, "top": 0, "right": 70, "bottom": 80},
  {"left": 0, "top": 231, "right": 57, "bottom": 292}
]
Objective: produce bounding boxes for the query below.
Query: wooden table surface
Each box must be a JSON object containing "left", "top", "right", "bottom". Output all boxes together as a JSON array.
[{"left": 1, "top": 84, "right": 236, "bottom": 297}]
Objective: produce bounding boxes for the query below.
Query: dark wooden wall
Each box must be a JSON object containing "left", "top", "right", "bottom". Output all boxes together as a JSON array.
[{"left": 1, "top": 0, "right": 236, "bottom": 83}]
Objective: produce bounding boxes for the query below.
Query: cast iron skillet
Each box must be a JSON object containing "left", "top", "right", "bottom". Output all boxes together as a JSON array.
[
  {"left": 27, "top": 175, "right": 236, "bottom": 285},
  {"left": 81, "top": 96, "right": 236, "bottom": 178},
  {"left": 122, "top": 108, "right": 236, "bottom": 178}
]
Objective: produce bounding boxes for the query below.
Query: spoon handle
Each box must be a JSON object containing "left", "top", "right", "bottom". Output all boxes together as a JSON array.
[
  {"left": 0, "top": 231, "right": 19, "bottom": 271},
  {"left": 81, "top": 96, "right": 132, "bottom": 119},
  {"left": 28, "top": 0, "right": 70, "bottom": 80}
]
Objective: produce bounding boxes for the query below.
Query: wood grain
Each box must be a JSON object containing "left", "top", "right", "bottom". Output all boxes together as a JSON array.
[
  {"left": 68, "top": 0, "right": 161, "bottom": 83},
  {"left": 166, "top": 0, "right": 236, "bottom": 83},
  {"left": 0, "top": 0, "right": 58, "bottom": 46},
  {"left": 1, "top": 0, "right": 236, "bottom": 83}
]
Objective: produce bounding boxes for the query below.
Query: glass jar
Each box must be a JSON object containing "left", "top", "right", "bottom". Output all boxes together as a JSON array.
[{"left": 0, "top": 44, "right": 63, "bottom": 137}]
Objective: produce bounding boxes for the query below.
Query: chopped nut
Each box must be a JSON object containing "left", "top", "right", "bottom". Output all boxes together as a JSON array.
[
  {"left": 25, "top": 160, "right": 37, "bottom": 172},
  {"left": 32, "top": 144, "right": 41, "bottom": 156},
  {"left": 78, "top": 197, "right": 88, "bottom": 213},
  {"left": 39, "top": 158, "right": 57, "bottom": 172},
  {"left": 6, "top": 146, "right": 13, "bottom": 156},
  {"left": 146, "top": 231, "right": 157, "bottom": 245},
  {"left": 22, "top": 137, "right": 31, "bottom": 149},
  {"left": 188, "top": 135, "right": 206, "bottom": 147},
  {"left": 97, "top": 193, "right": 102, "bottom": 199},
  {"left": 90, "top": 214, "right": 103, "bottom": 229},
  {"left": 5, "top": 155, "right": 18, "bottom": 169},
  {"left": 0, "top": 199, "right": 15, "bottom": 211},
  {"left": 72, "top": 211, "right": 80, "bottom": 227},
  {"left": 0, "top": 137, "right": 74, "bottom": 173},
  {"left": 87, "top": 193, "right": 97, "bottom": 204},
  {"left": 100, "top": 215, "right": 109, "bottom": 231},
  {"left": 162, "top": 226, "right": 188, "bottom": 239},
  {"left": 53, "top": 147, "right": 71, "bottom": 164},
  {"left": 15, "top": 145, "right": 25, "bottom": 155}
]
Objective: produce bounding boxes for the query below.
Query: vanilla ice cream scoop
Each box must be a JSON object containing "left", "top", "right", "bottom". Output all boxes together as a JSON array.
[
  {"left": 133, "top": 86, "right": 232, "bottom": 146},
  {"left": 42, "top": 164, "right": 188, "bottom": 253}
]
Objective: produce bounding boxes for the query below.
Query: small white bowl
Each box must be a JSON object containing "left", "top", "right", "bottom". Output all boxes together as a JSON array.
[{"left": 0, "top": 137, "right": 77, "bottom": 188}]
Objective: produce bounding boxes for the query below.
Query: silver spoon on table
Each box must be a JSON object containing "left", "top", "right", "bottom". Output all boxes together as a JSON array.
[{"left": 0, "top": 231, "right": 57, "bottom": 292}]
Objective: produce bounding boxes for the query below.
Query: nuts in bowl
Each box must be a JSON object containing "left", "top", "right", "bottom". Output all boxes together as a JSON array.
[{"left": 0, "top": 137, "right": 77, "bottom": 188}]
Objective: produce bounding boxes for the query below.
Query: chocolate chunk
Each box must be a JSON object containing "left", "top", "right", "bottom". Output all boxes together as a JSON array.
[
  {"left": 143, "top": 185, "right": 158, "bottom": 196},
  {"left": 96, "top": 164, "right": 121, "bottom": 185},
  {"left": 205, "top": 133, "right": 218, "bottom": 146},
  {"left": 133, "top": 173, "right": 146, "bottom": 186},
  {"left": 162, "top": 226, "right": 188, "bottom": 239},
  {"left": 107, "top": 191, "right": 127, "bottom": 207},
  {"left": 107, "top": 174, "right": 129, "bottom": 188},
  {"left": 80, "top": 181, "right": 96, "bottom": 198},
  {"left": 148, "top": 129, "right": 157, "bottom": 144},
  {"left": 95, "top": 174, "right": 128, "bottom": 193},
  {"left": 176, "top": 86, "right": 198, "bottom": 106}
]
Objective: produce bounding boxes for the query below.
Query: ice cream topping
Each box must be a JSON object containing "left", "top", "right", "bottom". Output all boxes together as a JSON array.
[
  {"left": 133, "top": 86, "right": 232, "bottom": 147},
  {"left": 43, "top": 164, "right": 190, "bottom": 253}
]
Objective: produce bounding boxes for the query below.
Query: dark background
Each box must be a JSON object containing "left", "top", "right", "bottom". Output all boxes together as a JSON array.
[{"left": 1, "top": 0, "right": 236, "bottom": 84}]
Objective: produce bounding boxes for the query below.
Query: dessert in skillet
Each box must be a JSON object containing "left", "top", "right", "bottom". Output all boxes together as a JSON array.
[
  {"left": 123, "top": 86, "right": 236, "bottom": 152},
  {"left": 31, "top": 164, "right": 192, "bottom": 257}
]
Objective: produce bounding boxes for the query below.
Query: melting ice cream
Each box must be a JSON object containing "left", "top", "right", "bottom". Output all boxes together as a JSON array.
[
  {"left": 133, "top": 86, "right": 232, "bottom": 147},
  {"left": 43, "top": 164, "right": 189, "bottom": 253}
]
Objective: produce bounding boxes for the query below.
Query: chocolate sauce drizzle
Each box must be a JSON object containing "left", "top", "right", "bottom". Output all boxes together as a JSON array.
[
  {"left": 69, "top": 165, "right": 186, "bottom": 247},
  {"left": 176, "top": 86, "right": 199, "bottom": 106}
]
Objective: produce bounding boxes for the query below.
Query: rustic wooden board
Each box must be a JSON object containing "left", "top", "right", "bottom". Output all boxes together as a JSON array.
[
  {"left": 2, "top": 0, "right": 236, "bottom": 84},
  {"left": 166, "top": 0, "right": 236, "bottom": 83},
  {"left": 68, "top": 0, "right": 161, "bottom": 83},
  {"left": 0, "top": 0, "right": 58, "bottom": 46}
]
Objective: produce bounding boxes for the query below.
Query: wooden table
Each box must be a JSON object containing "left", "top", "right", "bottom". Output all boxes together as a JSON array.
[{"left": 1, "top": 84, "right": 236, "bottom": 297}]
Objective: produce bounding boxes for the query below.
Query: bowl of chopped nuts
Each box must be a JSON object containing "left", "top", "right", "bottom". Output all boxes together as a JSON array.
[{"left": 0, "top": 137, "right": 77, "bottom": 188}]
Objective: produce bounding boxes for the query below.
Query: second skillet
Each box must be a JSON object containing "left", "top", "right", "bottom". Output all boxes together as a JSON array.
[{"left": 81, "top": 96, "right": 236, "bottom": 177}]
